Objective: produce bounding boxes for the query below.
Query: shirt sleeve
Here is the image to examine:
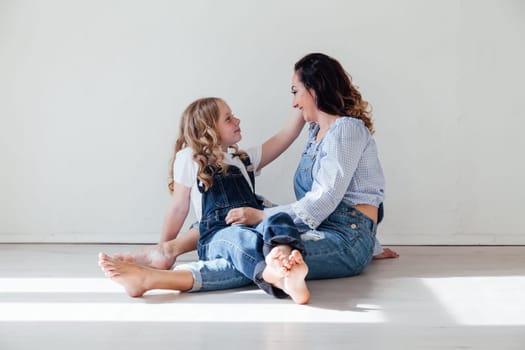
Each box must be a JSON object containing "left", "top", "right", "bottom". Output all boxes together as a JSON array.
[
  {"left": 265, "top": 121, "right": 369, "bottom": 229},
  {"left": 245, "top": 145, "right": 262, "bottom": 177},
  {"left": 172, "top": 148, "right": 198, "bottom": 188}
]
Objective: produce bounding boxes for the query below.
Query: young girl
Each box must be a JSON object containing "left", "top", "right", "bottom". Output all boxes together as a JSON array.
[{"left": 99, "top": 97, "right": 311, "bottom": 304}]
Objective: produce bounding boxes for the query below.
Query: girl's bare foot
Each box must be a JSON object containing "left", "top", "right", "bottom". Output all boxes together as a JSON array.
[
  {"left": 98, "top": 252, "right": 151, "bottom": 297},
  {"left": 113, "top": 242, "right": 176, "bottom": 270},
  {"left": 373, "top": 247, "right": 400, "bottom": 260},
  {"left": 262, "top": 246, "right": 310, "bottom": 304}
]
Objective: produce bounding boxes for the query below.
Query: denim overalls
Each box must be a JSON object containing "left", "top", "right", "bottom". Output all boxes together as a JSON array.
[
  {"left": 294, "top": 124, "right": 378, "bottom": 279},
  {"left": 196, "top": 155, "right": 305, "bottom": 297},
  {"left": 198, "top": 156, "right": 263, "bottom": 244}
]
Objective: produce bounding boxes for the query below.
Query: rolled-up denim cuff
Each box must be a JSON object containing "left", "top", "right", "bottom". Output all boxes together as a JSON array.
[
  {"left": 253, "top": 261, "right": 288, "bottom": 299},
  {"left": 263, "top": 236, "right": 306, "bottom": 257},
  {"left": 173, "top": 263, "right": 201, "bottom": 293}
]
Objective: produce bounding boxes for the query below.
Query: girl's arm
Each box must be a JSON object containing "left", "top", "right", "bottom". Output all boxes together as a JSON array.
[
  {"left": 159, "top": 182, "right": 191, "bottom": 242},
  {"left": 257, "top": 109, "right": 305, "bottom": 171}
]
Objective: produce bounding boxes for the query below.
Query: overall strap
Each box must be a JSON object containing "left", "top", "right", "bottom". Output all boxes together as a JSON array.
[
  {"left": 197, "top": 155, "right": 255, "bottom": 193},
  {"left": 240, "top": 156, "right": 256, "bottom": 190}
]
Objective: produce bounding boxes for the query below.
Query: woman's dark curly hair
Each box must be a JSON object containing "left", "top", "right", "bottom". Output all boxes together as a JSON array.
[{"left": 294, "top": 53, "right": 374, "bottom": 133}]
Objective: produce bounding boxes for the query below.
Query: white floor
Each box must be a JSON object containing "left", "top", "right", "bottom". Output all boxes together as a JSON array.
[{"left": 0, "top": 244, "right": 524, "bottom": 350}]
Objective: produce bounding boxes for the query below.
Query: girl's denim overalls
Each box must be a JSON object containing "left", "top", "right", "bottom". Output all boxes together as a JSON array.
[{"left": 195, "top": 156, "right": 305, "bottom": 297}]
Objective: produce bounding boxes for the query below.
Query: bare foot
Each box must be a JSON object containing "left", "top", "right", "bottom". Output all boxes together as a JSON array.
[
  {"left": 98, "top": 252, "right": 150, "bottom": 297},
  {"left": 282, "top": 250, "right": 310, "bottom": 304},
  {"left": 262, "top": 245, "right": 292, "bottom": 284},
  {"left": 263, "top": 246, "right": 310, "bottom": 304},
  {"left": 113, "top": 242, "right": 176, "bottom": 270},
  {"left": 373, "top": 247, "right": 400, "bottom": 260}
]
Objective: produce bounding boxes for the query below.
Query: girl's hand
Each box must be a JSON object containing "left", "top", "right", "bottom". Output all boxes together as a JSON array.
[{"left": 225, "top": 207, "right": 265, "bottom": 226}]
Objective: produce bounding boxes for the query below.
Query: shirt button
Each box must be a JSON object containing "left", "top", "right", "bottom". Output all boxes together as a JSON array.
[{"left": 350, "top": 223, "right": 357, "bottom": 229}]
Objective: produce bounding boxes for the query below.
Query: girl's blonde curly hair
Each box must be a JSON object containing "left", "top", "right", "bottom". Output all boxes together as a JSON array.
[{"left": 168, "top": 97, "right": 246, "bottom": 193}]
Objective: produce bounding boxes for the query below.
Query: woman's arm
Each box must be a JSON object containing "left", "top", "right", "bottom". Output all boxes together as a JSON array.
[
  {"left": 258, "top": 109, "right": 305, "bottom": 171},
  {"left": 160, "top": 182, "right": 191, "bottom": 242},
  {"left": 264, "top": 120, "right": 369, "bottom": 229}
]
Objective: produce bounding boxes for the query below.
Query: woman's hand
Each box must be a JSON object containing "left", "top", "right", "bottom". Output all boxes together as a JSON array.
[{"left": 225, "top": 207, "right": 265, "bottom": 226}]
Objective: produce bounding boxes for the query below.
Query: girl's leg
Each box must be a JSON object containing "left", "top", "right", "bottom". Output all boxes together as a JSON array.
[
  {"left": 175, "top": 258, "right": 253, "bottom": 292},
  {"left": 201, "top": 224, "right": 291, "bottom": 298},
  {"left": 113, "top": 227, "right": 199, "bottom": 269},
  {"left": 201, "top": 225, "right": 263, "bottom": 280},
  {"left": 98, "top": 253, "right": 193, "bottom": 297}
]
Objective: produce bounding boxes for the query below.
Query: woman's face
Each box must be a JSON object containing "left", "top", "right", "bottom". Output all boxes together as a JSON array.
[
  {"left": 216, "top": 100, "right": 241, "bottom": 150},
  {"left": 291, "top": 72, "right": 318, "bottom": 122}
]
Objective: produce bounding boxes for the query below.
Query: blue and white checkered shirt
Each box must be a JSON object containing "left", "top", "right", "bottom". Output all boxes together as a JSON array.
[{"left": 265, "top": 117, "right": 385, "bottom": 253}]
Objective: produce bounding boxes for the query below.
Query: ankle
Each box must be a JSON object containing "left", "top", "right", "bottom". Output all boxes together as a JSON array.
[{"left": 161, "top": 241, "right": 176, "bottom": 257}]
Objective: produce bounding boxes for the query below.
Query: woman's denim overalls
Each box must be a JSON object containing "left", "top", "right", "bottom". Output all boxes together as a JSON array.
[{"left": 294, "top": 125, "right": 378, "bottom": 279}]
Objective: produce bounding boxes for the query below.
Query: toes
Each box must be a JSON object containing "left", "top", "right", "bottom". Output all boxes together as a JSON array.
[
  {"left": 98, "top": 252, "right": 113, "bottom": 262},
  {"left": 290, "top": 250, "right": 304, "bottom": 264},
  {"left": 113, "top": 253, "right": 125, "bottom": 261},
  {"left": 104, "top": 270, "right": 119, "bottom": 278},
  {"left": 269, "top": 247, "right": 282, "bottom": 259}
]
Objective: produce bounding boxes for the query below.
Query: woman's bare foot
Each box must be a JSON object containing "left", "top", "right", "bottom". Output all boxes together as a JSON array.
[
  {"left": 113, "top": 242, "right": 176, "bottom": 270},
  {"left": 263, "top": 246, "right": 310, "bottom": 304},
  {"left": 98, "top": 252, "right": 151, "bottom": 297},
  {"left": 262, "top": 245, "right": 292, "bottom": 284},
  {"left": 373, "top": 247, "right": 400, "bottom": 260},
  {"left": 282, "top": 250, "right": 310, "bottom": 304}
]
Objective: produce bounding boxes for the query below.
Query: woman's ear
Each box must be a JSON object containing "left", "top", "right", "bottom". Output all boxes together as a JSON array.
[{"left": 308, "top": 88, "right": 318, "bottom": 105}]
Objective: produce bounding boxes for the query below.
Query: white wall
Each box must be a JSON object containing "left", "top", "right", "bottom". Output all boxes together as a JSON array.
[{"left": 1, "top": 0, "right": 524, "bottom": 243}]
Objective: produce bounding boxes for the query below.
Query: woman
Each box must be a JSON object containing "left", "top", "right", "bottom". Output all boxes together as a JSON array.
[{"left": 227, "top": 52, "right": 386, "bottom": 280}]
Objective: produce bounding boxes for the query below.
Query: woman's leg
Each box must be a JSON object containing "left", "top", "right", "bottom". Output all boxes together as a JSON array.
[
  {"left": 262, "top": 247, "right": 310, "bottom": 304},
  {"left": 302, "top": 222, "right": 376, "bottom": 280}
]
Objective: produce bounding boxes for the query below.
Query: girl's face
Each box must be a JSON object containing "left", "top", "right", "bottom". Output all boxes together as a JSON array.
[
  {"left": 216, "top": 100, "right": 241, "bottom": 150},
  {"left": 291, "top": 72, "right": 318, "bottom": 122}
]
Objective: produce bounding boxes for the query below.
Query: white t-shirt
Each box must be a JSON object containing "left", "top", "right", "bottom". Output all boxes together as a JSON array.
[{"left": 172, "top": 146, "right": 262, "bottom": 221}]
